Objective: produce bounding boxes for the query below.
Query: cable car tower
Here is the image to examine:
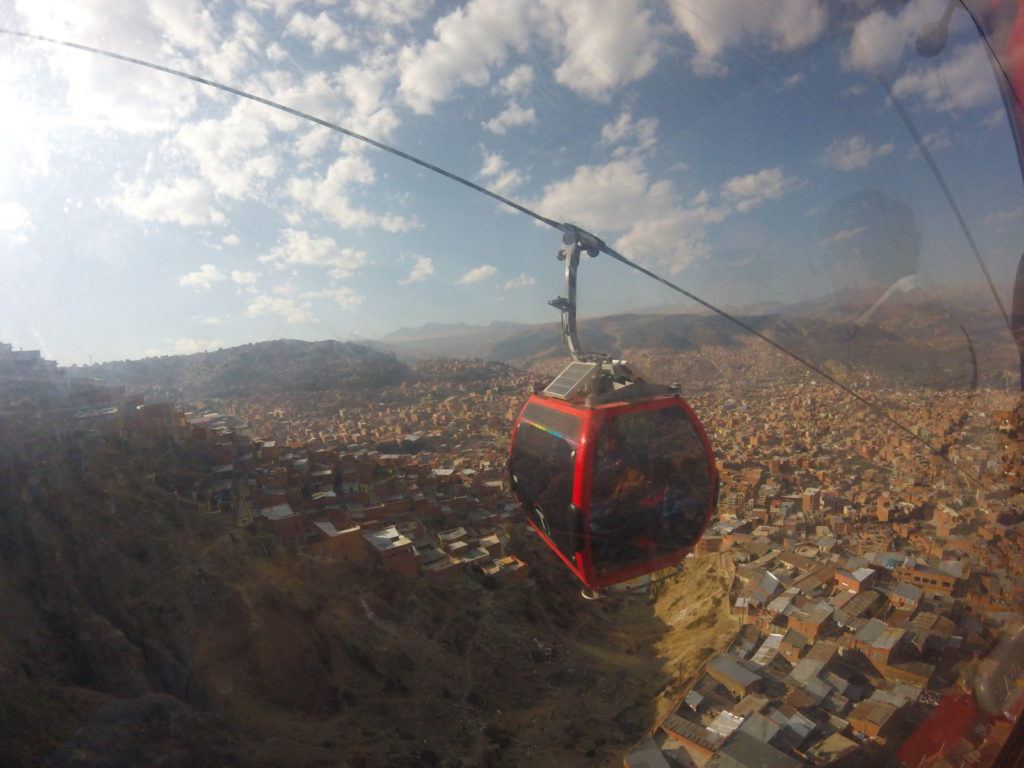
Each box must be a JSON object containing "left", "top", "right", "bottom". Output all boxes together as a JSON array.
[{"left": 508, "top": 225, "right": 719, "bottom": 595}]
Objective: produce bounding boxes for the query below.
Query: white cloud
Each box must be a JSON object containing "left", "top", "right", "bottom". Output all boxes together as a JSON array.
[
  {"left": 892, "top": 44, "right": 1000, "bottom": 113},
  {"left": 247, "top": 294, "right": 316, "bottom": 323},
  {"left": 175, "top": 100, "right": 280, "bottom": 199},
  {"left": 490, "top": 170, "right": 525, "bottom": 195},
  {"left": 398, "top": 0, "right": 662, "bottom": 113},
  {"left": 285, "top": 11, "right": 350, "bottom": 53},
  {"left": 503, "top": 273, "right": 535, "bottom": 289},
  {"left": 820, "top": 225, "right": 867, "bottom": 246},
  {"left": 781, "top": 72, "right": 804, "bottom": 88},
  {"left": 823, "top": 135, "right": 894, "bottom": 170},
  {"left": 842, "top": 0, "right": 936, "bottom": 74},
  {"left": 397, "top": 0, "right": 532, "bottom": 114},
  {"left": 533, "top": 157, "right": 727, "bottom": 273},
  {"left": 305, "top": 286, "right": 364, "bottom": 308},
  {"left": 0, "top": 201, "right": 30, "bottom": 233},
  {"left": 399, "top": 254, "right": 435, "bottom": 284},
  {"left": 479, "top": 151, "right": 525, "bottom": 194},
  {"left": 149, "top": 0, "right": 220, "bottom": 52},
  {"left": 984, "top": 109, "right": 1006, "bottom": 128},
  {"left": 172, "top": 337, "right": 222, "bottom": 354},
  {"left": 721, "top": 167, "right": 800, "bottom": 212},
  {"left": 457, "top": 264, "right": 498, "bottom": 284},
  {"left": 483, "top": 101, "right": 536, "bottom": 134},
  {"left": 480, "top": 151, "right": 506, "bottom": 178},
  {"left": 243, "top": 0, "right": 301, "bottom": 16},
  {"left": 258, "top": 70, "right": 347, "bottom": 131},
  {"left": 921, "top": 130, "right": 952, "bottom": 152},
  {"left": 841, "top": 0, "right": 996, "bottom": 113},
  {"left": 337, "top": 58, "right": 388, "bottom": 114},
  {"left": 843, "top": 9, "right": 907, "bottom": 74},
  {"left": 199, "top": 316, "right": 221, "bottom": 325},
  {"left": 497, "top": 64, "right": 534, "bottom": 94},
  {"left": 288, "top": 155, "right": 415, "bottom": 232},
  {"left": 223, "top": 234, "right": 241, "bottom": 246},
  {"left": 985, "top": 207, "right": 1024, "bottom": 226},
  {"left": 259, "top": 229, "right": 368, "bottom": 278},
  {"left": 0, "top": 71, "right": 51, "bottom": 176},
  {"left": 0, "top": 201, "right": 30, "bottom": 245},
  {"left": 197, "top": 10, "right": 264, "bottom": 82},
  {"left": 14, "top": 0, "right": 204, "bottom": 132},
  {"left": 107, "top": 176, "right": 225, "bottom": 227},
  {"left": 546, "top": 0, "right": 664, "bottom": 100},
  {"left": 231, "top": 270, "right": 260, "bottom": 284},
  {"left": 337, "top": 54, "right": 400, "bottom": 134},
  {"left": 294, "top": 126, "right": 334, "bottom": 160},
  {"left": 350, "top": 0, "right": 435, "bottom": 27},
  {"left": 666, "top": 0, "right": 826, "bottom": 76},
  {"left": 179, "top": 264, "right": 226, "bottom": 290},
  {"left": 600, "top": 110, "right": 658, "bottom": 156},
  {"left": 272, "top": 281, "right": 299, "bottom": 296}
]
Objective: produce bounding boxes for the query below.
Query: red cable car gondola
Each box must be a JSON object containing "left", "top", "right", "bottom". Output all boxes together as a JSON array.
[{"left": 508, "top": 226, "right": 719, "bottom": 593}]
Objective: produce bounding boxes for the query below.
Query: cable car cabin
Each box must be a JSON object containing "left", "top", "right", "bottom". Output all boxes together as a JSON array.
[{"left": 509, "top": 362, "right": 717, "bottom": 591}]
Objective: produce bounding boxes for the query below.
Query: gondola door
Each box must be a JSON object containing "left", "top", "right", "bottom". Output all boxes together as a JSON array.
[
  {"left": 508, "top": 397, "right": 592, "bottom": 582},
  {"left": 581, "top": 398, "right": 716, "bottom": 590}
]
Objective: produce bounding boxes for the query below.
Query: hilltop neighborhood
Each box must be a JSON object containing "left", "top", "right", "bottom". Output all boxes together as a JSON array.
[{"left": 2, "top": 340, "right": 1022, "bottom": 767}]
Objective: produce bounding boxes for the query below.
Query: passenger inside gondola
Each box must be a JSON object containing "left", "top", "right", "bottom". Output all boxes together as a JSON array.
[
  {"left": 589, "top": 414, "right": 659, "bottom": 572},
  {"left": 589, "top": 406, "right": 712, "bottom": 575},
  {"left": 657, "top": 457, "right": 709, "bottom": 546}
]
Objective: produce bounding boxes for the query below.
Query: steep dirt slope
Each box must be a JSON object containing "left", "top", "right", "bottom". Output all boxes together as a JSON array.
[{"left": 0, "top": 422, "right": 736, "bottom": 768}]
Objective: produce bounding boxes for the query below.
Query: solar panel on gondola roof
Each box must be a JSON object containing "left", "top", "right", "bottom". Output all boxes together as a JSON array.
[{"left": 542, "top": 361, "right": 599, "bottom": 399}]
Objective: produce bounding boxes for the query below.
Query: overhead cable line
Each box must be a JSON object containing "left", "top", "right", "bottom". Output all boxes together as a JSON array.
[
  {"left": 595, "top": 240, "right": 982, "bottom": 488},
  {"left": 0, "top": 28, "right": 562, "bottom": 232},
  {"left": 0, "top": 26, "right": 985, "bottom": 487}
]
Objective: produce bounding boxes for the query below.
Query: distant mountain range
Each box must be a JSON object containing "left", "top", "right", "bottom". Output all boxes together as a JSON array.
[
  {"left": 372, "top": 294, "right": 1016, "bottom": 389},
  {"left": 383, "top": 320, "right": 528, "bottom": 339},
  {"left": 72, "top": 339, "right": 409, "bottom": 400},
  {"left": 374, "top": 321, "right": 531, "bottom": 360},
  {"left": 67, "top": 294, "right": 1017, "bottom": 400}
]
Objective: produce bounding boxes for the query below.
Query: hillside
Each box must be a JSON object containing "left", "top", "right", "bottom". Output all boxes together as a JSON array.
[
  {"left": 373, "top": 322, "right": 530, "bottom": 361},
  {"left": 63, "top": 296, "right": 1015, "bottom": 404},
  {"left": 0, "top": 420, "right": 736, "bottom": 768},
  {"left": 70, "top": 340, "right": 409, "bottom": 401},
  {"left": 382, "top": 301, "right": 1015, "bottom": 389}
]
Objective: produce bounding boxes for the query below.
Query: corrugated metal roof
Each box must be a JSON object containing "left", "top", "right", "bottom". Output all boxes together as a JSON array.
[
  {"left": 714, "top": 731, "right": 802, "bottom": 768},
  {"left": 364, "top": 525, "right": 411, "bottom": 551},
  {"left": 709, "top": 655, "right": 760, "bottom": 688},
  {"left": 707, "top": 711, "right": 745, "bottom": 741},
  {"left": 623, "top": 734, "right": 671, "bottom": 768},
  {"left": 661, "top": 714, "right": 721, "bottom": 750},
  {"left": 258, "top": 503, "right": 295, "bottom": 520},
  {"left": 738, "top": 712, "right": 780, "bottom": 743},
  {"left": 750, "top": 634, "right": 784, "bottom": 667}
]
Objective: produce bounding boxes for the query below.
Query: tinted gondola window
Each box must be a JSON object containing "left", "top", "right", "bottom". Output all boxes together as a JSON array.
[
  {"left": 590, "top": 406, "right": 712, "bottom": 575},
  {"left": 510, "top": 420, "right": 580, "bottom": 560}
]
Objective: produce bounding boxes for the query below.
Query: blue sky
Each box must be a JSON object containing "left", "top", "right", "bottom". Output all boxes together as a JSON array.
[{"left": 0, "top": 0, "right": 1022, "bottom": 364}]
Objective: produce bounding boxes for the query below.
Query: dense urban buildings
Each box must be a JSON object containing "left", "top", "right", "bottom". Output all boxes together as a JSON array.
[
  {"left": 3, "top": 344, "right": 1022, "bottom": 767},
  {"left": 188, "top": 367, "right": 1023, "bottom": 767},
  {"left": 626, "top": 382, "right": 1024, "bottom": 767}
]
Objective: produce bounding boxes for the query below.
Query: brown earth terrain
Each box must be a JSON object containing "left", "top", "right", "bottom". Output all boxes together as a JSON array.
[{"left": 0, "top": 421, "right": 736, "bottom": 768}]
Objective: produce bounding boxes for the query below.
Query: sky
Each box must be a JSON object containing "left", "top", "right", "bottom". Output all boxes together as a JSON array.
[{"left": 0, "top": 0, "right": 1022, "bottom": 365}]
